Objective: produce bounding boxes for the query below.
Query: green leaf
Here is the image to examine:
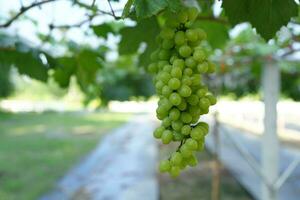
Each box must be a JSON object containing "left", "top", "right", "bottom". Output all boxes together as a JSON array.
[
  {"left": 166, "top": 0, "right": 182, "bottom": 12},
  {"left": 92, "top": 23, "right": 114, "bottom": 39},
  {"left": 122, "top": 0, "right": 135, "bottom": 18},
  {"left": 222, "top": 0, "right": 298, "bottom": 40},
  {"left": 119, "top": 17, "right": 159, "bottom": 67},
  {"left": 134, "top": 0, "right": 168, "bottom": 19},
  {"left": 193, "top": 20, "right": 229, "bottom": 48},
  {"left": 53, "top": 57, "right": 77, "bottom": 88}
]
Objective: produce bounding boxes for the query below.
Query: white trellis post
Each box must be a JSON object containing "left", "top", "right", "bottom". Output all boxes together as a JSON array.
[{"left": 262, "top": 61, "right": 280, "bottom": 200}]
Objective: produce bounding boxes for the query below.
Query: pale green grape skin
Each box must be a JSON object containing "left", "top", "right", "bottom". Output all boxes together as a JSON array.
[
  {"left": 185, "top": 57, "right": 197, "bottom": 68},
  {"left": 187, "top": 94, "right": 199, "bottom": 106},
  {"left": 196, "top": 88, "right": 208, "bottom": 98},
  {"left": 168, "top": 78, "right": 181, "bottom": 90},
  {"left": 174, "top": 31, "right": 186, "bottom": 46},
  {"left": 153, "top": 126, "right": 165, "bottom": 138},
  {"left": 199, "top": 97, "right": 210, "bottom": 110},
  {"left": 196, "top": 140, "right": 205, "bottom": 151},
  {"left": 171, "top": 67, "right": 182, "bottom": 79},
  {"left": 169, "top": 92, "right": 182, "bottom": 106},
  {"left": 150, "top": 51, "right": 159, "bottom": 61},
  {"left": 183, "top": 68, "right": 193, "bottom": 76},
  {"left": 177, "top": 99, "right": 187, "bottom": 111},
  {"left": 207, "top": 61, "right": 216, "bottom": 73},
  {"left": 171, "top": 120, "right": 183, "bottom": 131},
  {"left": 170, "top": 166, "right": 180, "bottom": 178},
  {"left": 148, "top": 63, "right": 157, "bottom": 74},
  {"left": 206, "top": 94, "right": 217, "bottom": 105},
  {"left": 180, "top": 145, "right": 193, "bottom": 158},
  {"left": 181, "top": 125, "right": 191, "bottom": 135},
  {"left": 155, "top": 81, "right": 164, "bottom": 91},
  {"left": 170, "top": 152, "right": 183, "bottom": 166},
  {"left": 162, "top": 117, "right": 172, "bottom": 127},
  {"left": 162, "top": 130, "right": 173, "bottom": 144},
  {"left": 163, "top": 64, "right": 172, "bottom": 73},
  {"left": 182, "top": 76, "right": 192, "bottom": 86},
  {"left": 197, "top": 62, "right": 209, "bottom": 73},
  {"left": 159, "top": 49, "right": 171, "bottom": 60},
  {"left": 158, "top": 61, "right": 169, "bottom": 69},
  {"left": 196, "top": 28, "right": 207, "bottom": 40},
  {"left": 162, "top": 85, "right": 172, "bottom": 97},
  {"left": 177, "top": 10, "right": 188, "bottom": 23},
  {"left": 187, "top": 155, "right": 198, "bottom": 167},
  {"left": 159, "top": 160, "right": 171, "bottom": 172},
  {"left": 173, "top": 59, "right": 185, "bottom": 69},
  {"left": 169, "top": 108, "right": 181, "bottom": 121},
  {"left": 191, "top": 115, "right": 200, "bottom": 124},
  {"left": 179, "top": 85, "right": 192, "bottom": 97},
  {"left": 159, "top": 71, "right": 171, "bottom": 84},
  {"left": 190, "top": 127, "right": 203, "bottom": 140},
  {"left": 180, "top": 112, "right": 193, "bottom": 124},
  {"left": 185, "top": 29, "right": 198, "bottom": 42},
  {"left": 197, "top": 122, "right": 209, "bottom": 134},
  {"left": 173, "top": 132, "right": 184, "bottom": 141},
  {"left": 179, "top": 45, "right": 192, "bottom": 58},
  {"left": 193, "top": 49, "right": 206, "bottom": 62},
  {"left": 186, "top": 138, "right": 198, "bottom": 150}
]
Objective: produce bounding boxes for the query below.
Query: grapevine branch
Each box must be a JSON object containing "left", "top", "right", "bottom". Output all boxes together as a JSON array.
[{"left": 0, "top": 0, "right": 58, "bottom": 28}]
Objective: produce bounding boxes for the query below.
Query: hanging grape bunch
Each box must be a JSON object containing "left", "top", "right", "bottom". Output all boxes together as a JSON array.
[{"left": 147, "top": 7, "right": 217, "bottom": 178}]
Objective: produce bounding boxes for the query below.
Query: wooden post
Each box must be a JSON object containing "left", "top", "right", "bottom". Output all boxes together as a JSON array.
[{"left": 262, "top": 61, "right": 280, "bottom": 200}]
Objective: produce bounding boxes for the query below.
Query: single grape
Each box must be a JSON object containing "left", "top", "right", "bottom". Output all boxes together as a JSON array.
[
  {"left": 188, "top": 7, "right": 199, "bottom": 21},
  {"left": 187, "top": 154, "right": 198, "bottom": 167},
  {"left": 180, "top": 144, "right": 193, "bottom": 158},
  {"left": 183, "top": 68, "right": 193, "bottom": 76},
  {"left": 159, "top": 160, "right": 171, "bottom": 172},
  {"left": 177, "top": 10, "right": 188, "bottom": 23},
  {"left": 161, "top": 130, "right": 173, "bottom": 144},
  {"left": 193, "top": 49, "right": 206, "bottom": 62},
  {"left": 180, "top": 112, "right": 193, "bottom": 123},
  {"left": 170, "top": 152, "right": 183, "bottom": 166},
  {"left": 179, "top": 85, "right": 192, "bottom": 97},
  {"left": 179, "top": 45, "right": 192, "bottom": 57},
  {"left": 199, "top": 97, "right": 210, "bottom": 110},
  {"left": 181, "top": 125, "right": 191, "bottom": 135},
  {"left": 186, "top": 138, "right": 198, "bottom": 150},
  {"left": 160, "top": 28, "right": 175, "bottom": 40},
  {"left": 196, "top": 88, "right": 208, "bottom": 98},
  {"left": 187, "top": 94, "right": 199, "bottom": 106},
  {"left": 170, "top": 166, "right": 180, "bottom": 178},
  {"left": 173, "top": 132, "right": 185, "bottom": 141},
  {"left": 171, "top": 67, "right": 182, "bottom": 79},
  {"left": 206, "top": 93, "right": 217, "bottom": 105},
  {"left": 168, "top": 78, "right": 181, "bottom": 90},
  {"left": 177, "top": 99, "right": 187, "bottom": 111},
  {"left": 169, "top": 92, "right": 182, "bottom": 106},
  {"left": 171, "top": 120, "right": 183, "bottom": 131},
  {"left": 163, "top": 64, "right": 172, "bottom": 73},
  {"left": 173, "top": 59, "right": 185, "bottom": 69},
  {"left": 162, "top": 85, "right": 172, "bottom": 97},
  {"left": 162, "top": 117, "right": 172, "bottom": 127},
  {"left": 197, "top": 62, "right": 209, "bottom": 73},
  {"left": 196, "top": 28, "right": 207, "bottom": 40},
  {"left": 162, "top": 39, "right": 174, "bottom": 49},
  {"left": 158, "top": 49, "right": 171, "bottom": 60},
  {"left": 185, "top": 57, "right": 197, "bottom": 68},
  {"left": 186, "top": 29, "right": 198, "bottom": 42},
  {"left": 174, "top": 31, "right": 186, "bottom": 46},
  {"left": 153, "top": 126, "right": 165, "bottom": 138},
  {"left": 190, "top": 127, "right": 204, "bottom": 140},
  {"left": 169, "top": 107, "right": 181, "bottom": 121}
]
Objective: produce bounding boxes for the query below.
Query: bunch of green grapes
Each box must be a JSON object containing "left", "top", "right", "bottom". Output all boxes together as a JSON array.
[{"left": 147, "top": 7, "right": 217, "bottom": 178}]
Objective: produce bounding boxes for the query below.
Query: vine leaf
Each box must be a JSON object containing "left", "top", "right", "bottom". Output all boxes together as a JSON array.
[
  {"left": 122, "top": 0, "right": 135, "bottom": 18},
  {"left": 222, "top": 0, "right": 298, "bottom": 40}
]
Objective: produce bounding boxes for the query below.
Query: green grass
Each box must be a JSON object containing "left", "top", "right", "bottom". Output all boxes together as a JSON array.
[
  {"left": 0, "top": 111, "right": 131, "bottom": 200},
  {"left": 159, "top": 143, "right": 253, "bottom": 200}
]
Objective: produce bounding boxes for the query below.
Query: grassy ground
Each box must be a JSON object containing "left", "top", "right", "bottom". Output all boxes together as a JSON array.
[
  {"left": 158, "top": 143, "right": 253, "bottom": 200},
  {"left": 0, "top": 111, "right": 131, "bottom": 200}
]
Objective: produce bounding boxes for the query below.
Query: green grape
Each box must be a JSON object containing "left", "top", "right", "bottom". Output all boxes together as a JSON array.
[
  {"left": 168, "top": 78, "right": 181, "bottom": 90},
  {"left": 199, "top": 97, "right": 210, "bottom": 110},
  {"left": 186, "top": 138, "right": 198, "bottom": 150},
  {"left": 171, "top": 67, "right": 182, "bottom": 79},
  {"left": 183, "top": 68, "right": 193, "bottom": 76},
  {"left": 177, "top": 99, "right": 187, "bottom": 111},
  {"left": 162, "top": 39, "right": 174, "bottom": 49},
  {"left": 170, "top": 166, "right": 180, "bottom": 178},
  {"left": 181, "top": 125, "right": 191, "bottom": 135},
  {"left": 163, "top": 64, "right": 172, "bottom": 73},
  {"left": 188, "top": 7, "right": 199, "bottom": 21},
  {"left": 162, "top": 117, "right": 172, "bottom": 127},
  {"left": 169, "top": 108, "right": 180, "bottom": 120},
  {"left": 173, "top": 132, "right": 184, "bottom": 141},
  {"left": 180, "top": 144, "right": 193, "bottom": 157},
  {"left": 162, "top": 130, "right": 173, "bottom": 144},
  {"left": 153, "top": 126, "right": 165, "bottom": 139},
  {"left": 185, "top": 29, "right": 198, "bottom": 42},
  {"left": 159, "top": 49, "right": 171, "bottom": 60},
  {"left": 177, "top": 10, "right": 188, "bottom": 23},
  {"left": 173, "top": 58, "right": 185, "bottom": 69},
  {"left": 190, "top": 127, "right": 204, "bottom": 140},
  {"left": 179, "top": 85, "right": 192, "bottom": 97},
  {"left": 187, "top": 94, "right": 199, "bottom": 106},
  {"left": 197, "top": 62, "right": 208, "bottom": 73},
  {"left": 193, "top": 49, "right": 206, "bottom": 62},
  {"left": 206, "top": 93, "right": 217, "bottom": 105},
  {"left": 196, "top": 88, "right": 208, "bottom": 98},
  {"left": 171, "top": 120, "right": 183, "bottom": 131},
  {"left": 162, "top": 85, "right": 172, "bottom": 97},
  {"left": 159, "top": 160, "right": 171, "bottom": 172},
  {"left": 160, "top": 28, "right": 175, "bottom": 40},
  {"left": 149, "top": 7, "right": 217, "bottom": 176},
  {"left": 174, "top": 31, "right": 186, "bottom": 46},
  {"left": 170, "top": 152, "right": 183, "bottom": 166},
  {"left": 185, "top": 57, "right": 197, "bottom": 68},
  {"left": 180, "top": 112, "right": 192, "bottom": 123},
  {"left": 159, "top": 71, "right": 171, "bottom": 84},
  {"left": 186, "top": 154, "right": 198, "bottom": 167},
  {"left": 179, "top": 45, "right": 192, "bottom": 57},
  {"left": 169, "top": 92, "right": 182, "bottom": 106}
]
